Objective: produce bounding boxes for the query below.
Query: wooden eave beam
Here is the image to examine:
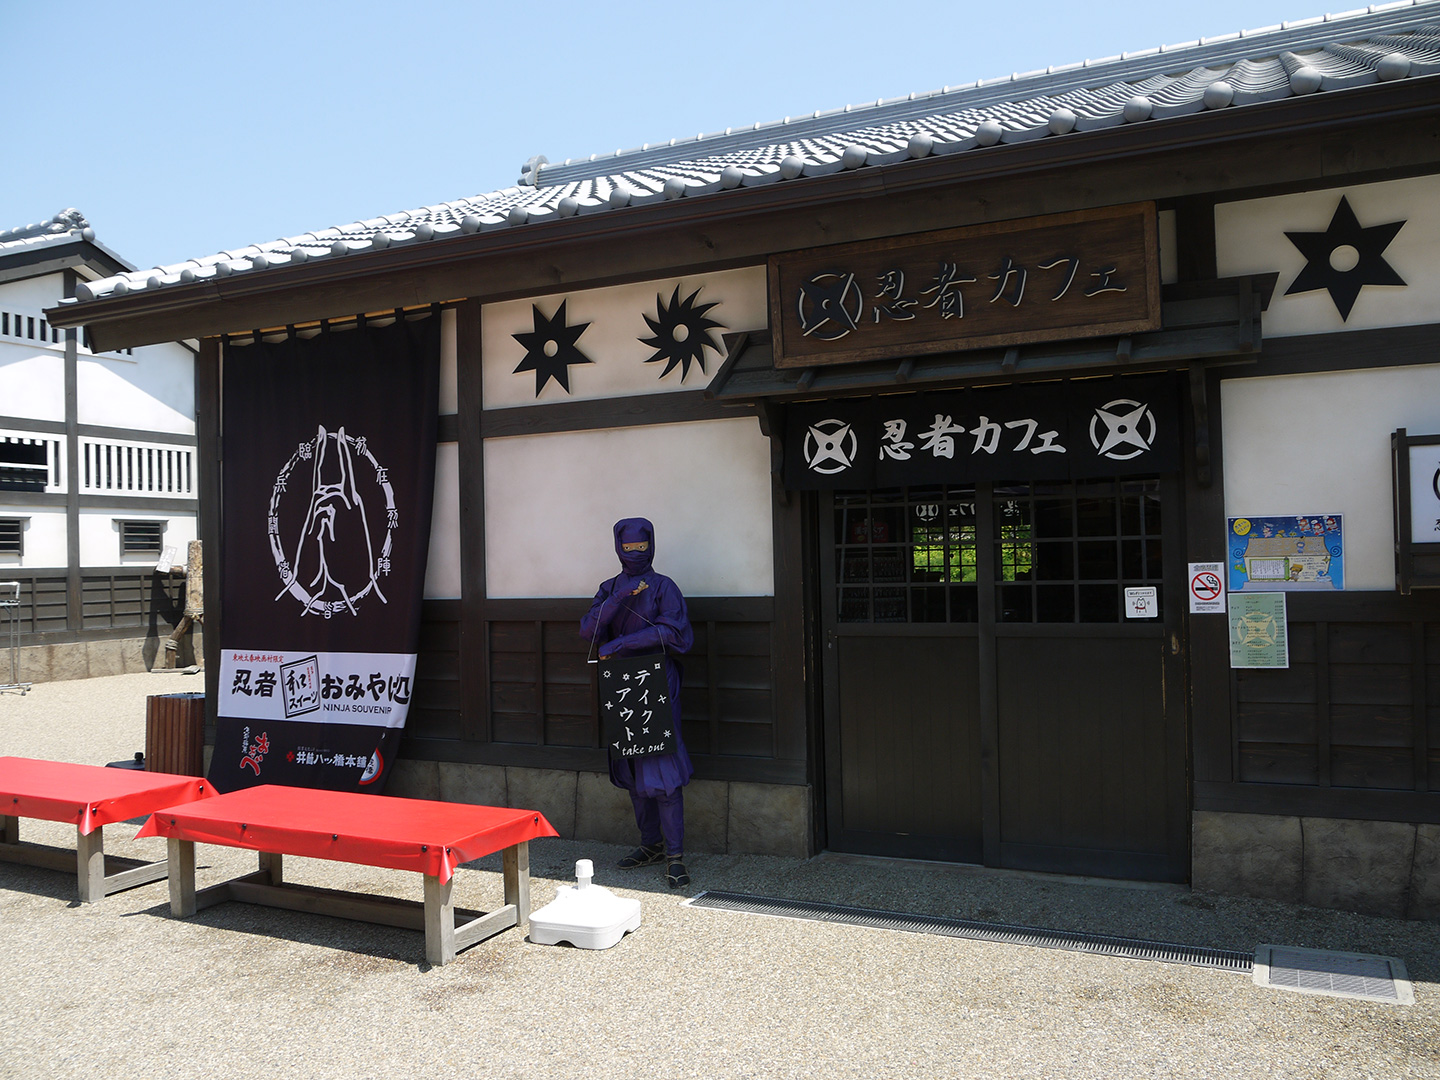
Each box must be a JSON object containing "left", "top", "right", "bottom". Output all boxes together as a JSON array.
[{"left": 48, "top": 77, "right": 1440, "bottom": 352}]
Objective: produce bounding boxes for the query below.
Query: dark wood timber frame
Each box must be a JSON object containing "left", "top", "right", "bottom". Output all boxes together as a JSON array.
[
  {"left": 1190, "top": 327, "right": 1440, "bottom": 826},
  {"left": 78, "top": 75, "right": 1440, "bottom": 865},
  {"left": 399, "top": 296, "right": 808, "bottom": 780}
]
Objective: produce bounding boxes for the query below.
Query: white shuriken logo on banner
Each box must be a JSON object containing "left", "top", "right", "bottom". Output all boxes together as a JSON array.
[
  {"left": 1088, "top": 398, "right": 1157, "bottom": 461},
  {"left": 803, "top": 419, "right": 858, "bottom": 475},
  {"left": 269, "top": 425, "right": 397, "bottom": 618}
]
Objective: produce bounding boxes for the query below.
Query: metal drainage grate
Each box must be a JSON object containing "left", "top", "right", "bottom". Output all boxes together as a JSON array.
[
  {"left": 684, "top": 891, "right": 1254, "bottom": 972},
  {"left": 1255, "top": 945, "right": 1414, "bottom": 1005}
]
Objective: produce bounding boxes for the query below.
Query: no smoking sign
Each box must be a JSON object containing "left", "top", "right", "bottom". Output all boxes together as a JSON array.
[{"left": 1189, "top": 562, "right": 1226, "bottom": 614}]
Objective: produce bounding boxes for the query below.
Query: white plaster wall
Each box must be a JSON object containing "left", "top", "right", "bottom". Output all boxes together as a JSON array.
[
  {"left": 0, "top": 508, "right": 66, "bottom": 569},
  {"left": 1221, "top": 365, "right": 1440, "bottom": 591},
  {"left": 1, "top": 273, "right": 71, "bottom": 423},
  {"left": 0, "top": 272, "right": 66, "bottom": 319},
  {"left": 77, "top": 343, "right": 194, "bottom": 434},
  {"left": 424, "top": 442, "right": 460, "bottom": 599},
  {"left": 0, "top": 270, "right": 194, "bottom": 431},
  {"left": 1215, "top": 174, "right": 1440, "bottom": 338},
  {"left": 484, "top": 417, "right": 773, "bottom": 598},
  {"left": 482, "top": 266, "right": 768, "bottom": 407},
  {"left": 78, "top": 509, "right": 197, "bottom": 568},
  {"left": 0, "top": 349, "right": 65, "bottom": 421}
]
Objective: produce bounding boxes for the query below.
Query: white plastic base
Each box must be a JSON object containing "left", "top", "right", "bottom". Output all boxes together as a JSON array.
[{"left": 528, "top": 867, "right": 642, "bottom": 950}]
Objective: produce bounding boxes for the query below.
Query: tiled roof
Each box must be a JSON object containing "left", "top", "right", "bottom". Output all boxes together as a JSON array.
[
  {"left": 0, "top": 210, "right": 97, "bottom": 256},
  {"left": 61, "top": 1, "right": 1440, "bottom": 306}
]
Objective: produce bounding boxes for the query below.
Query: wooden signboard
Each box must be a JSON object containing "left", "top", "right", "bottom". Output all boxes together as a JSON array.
[{"left": 768, "top": 203, "right": 1160, "bottom": 369}]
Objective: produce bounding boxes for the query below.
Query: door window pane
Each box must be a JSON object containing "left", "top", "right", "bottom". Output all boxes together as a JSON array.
[
  {"left": 831, "top": 486, "right": 978, "bottom": 623},
  {"left": 993, "top": 478, "right": 1162, "bottom": 623}
]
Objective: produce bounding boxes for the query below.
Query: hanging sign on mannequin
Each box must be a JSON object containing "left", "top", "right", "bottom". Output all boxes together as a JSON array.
[{"left": 595, "top": 653, "right": 679, "bottom": 758}]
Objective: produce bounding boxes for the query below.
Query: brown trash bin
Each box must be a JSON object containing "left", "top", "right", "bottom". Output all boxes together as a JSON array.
[{"left": 146, "top": 693, "right": 205, "bottom": 776}]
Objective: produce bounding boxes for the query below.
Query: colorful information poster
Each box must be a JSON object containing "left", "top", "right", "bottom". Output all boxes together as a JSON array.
[
  {"left": 1228, "top": 592, "right": 1289, "bottom": 669},
  {"left": 1227, "top": 514, "right": 1343, "bottom": 592}
]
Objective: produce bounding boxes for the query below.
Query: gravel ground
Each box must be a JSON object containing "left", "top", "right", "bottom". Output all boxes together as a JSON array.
[{"left": 1, "top": 672, "right": 1437, "bottom": 1079}]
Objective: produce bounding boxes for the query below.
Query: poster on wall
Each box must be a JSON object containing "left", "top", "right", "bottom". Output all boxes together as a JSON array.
[
  {"left": 1227, "top": 515, "right": 1343, "bottom": 592},
  {"left": 1406, "top": 441, "right": 1440, "bottom": 545},
  {"left": 1228, "top": 592, "right": 1289, "bottom": 669},
  {"left": 209, "top": 316, "right": 441, "bottom": 794}
]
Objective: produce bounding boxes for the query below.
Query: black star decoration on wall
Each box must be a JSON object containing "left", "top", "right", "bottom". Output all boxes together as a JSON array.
[
  {"left": 1283, "top": 196, "right": 1406, "bottom": 321},
  {"left": 640, "top": 286, "right": 727, "bottom": 380},
  {"left": 512, "top": 300, "right": 594, "bottom": 395}
]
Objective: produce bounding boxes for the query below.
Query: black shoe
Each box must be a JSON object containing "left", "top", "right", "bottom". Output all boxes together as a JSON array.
[
  {"left": 617, "top": 843, "right": 664, "bottom": 869},
  {"left": 666, "top": 859, "right": 690, "bottom": 888}
]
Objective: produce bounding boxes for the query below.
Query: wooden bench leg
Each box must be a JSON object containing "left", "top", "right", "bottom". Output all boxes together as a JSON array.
[
  {"left": 1, "top": 814, "right": 17, "bottom": 845},
  {"left": 503, "top": 840, "right": 531, "bottom": 929},
  {"left": 259, "top": 851, "right": 283, "bottom": 885},
  {"left": 76, "top": 825, "right": 105, "bottom": 904},
  {"left": 168, "top": 838, "right": 196, "bottom": 916},
  {"left": 424, "top": 873, "right": 456, "bottom": 966}
]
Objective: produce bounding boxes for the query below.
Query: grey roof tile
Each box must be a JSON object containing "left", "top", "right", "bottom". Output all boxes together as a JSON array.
[
  {"left": 63, "top": 1, "right": 1440, "bottom": 306},
  {"left": 0, "top": 209, "right": 96, "bottom": 255}
]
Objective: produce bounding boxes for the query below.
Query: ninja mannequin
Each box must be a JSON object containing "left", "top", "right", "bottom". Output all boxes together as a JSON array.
[{"left": 581, "top": 518, "right": 694, "bottom": 888}]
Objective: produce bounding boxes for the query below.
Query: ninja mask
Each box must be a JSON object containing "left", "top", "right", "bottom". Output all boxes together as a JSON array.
[{"left": 613, "top": 517, "right": 655, "bottom": 577}]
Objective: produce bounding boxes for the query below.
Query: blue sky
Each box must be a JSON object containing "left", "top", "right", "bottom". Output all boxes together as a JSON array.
[{"left": 3, "top": 0, "right": 1336, "bottom": 271}]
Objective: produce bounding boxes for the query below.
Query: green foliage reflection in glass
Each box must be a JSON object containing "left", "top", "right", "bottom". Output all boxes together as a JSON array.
[
  {"left": 910, "top": 521, "right": 977, "bottom": 582},
  {"left": 997, "top": 499, "right": 1034, "bottom": 582}
]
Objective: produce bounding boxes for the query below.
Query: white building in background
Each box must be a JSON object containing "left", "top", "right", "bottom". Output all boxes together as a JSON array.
[{"left": 0, "top": 209, "right": 197, "bottom": 679}]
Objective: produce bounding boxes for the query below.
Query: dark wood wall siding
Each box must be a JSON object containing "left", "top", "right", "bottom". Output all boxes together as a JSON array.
[
  {"left": 410, "top": 599, "right": 461, "bottom": 741},
  {"left": 1191, "top": 332, "right": 1440, "bottom": 825},
  {"left": 1, "top": 567, "right": 185, "bottom": 642},
  {"left": 404, "top": 596, "right": 795, "bottom": 782},
  {"left": 1233, "top": 604, "right": 1437, "bottom": 792}
]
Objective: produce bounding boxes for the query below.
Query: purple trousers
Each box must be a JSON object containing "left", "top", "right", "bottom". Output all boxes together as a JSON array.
[{"left": 631, "top": 787, "right": 684, "bottom": 858}]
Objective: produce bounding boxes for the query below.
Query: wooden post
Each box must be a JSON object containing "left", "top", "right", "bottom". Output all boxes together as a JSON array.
[
  {"left": 258, "top": 851, "right": 283, "bottom": 885},
  {"left": 1, "top": 814, "right": 17, "bottom": 845},
  {"left": 76, "top": 826, "right": 105, "bottom": 904},
  {"left": 503, "top": 841, "right": 531, "bottom": 929},
  {"left": 424, "top": 873, "right": 456, "bottom": 966},
  {"left": 168, "top": 837, "right": 196, "bottom": 916}
]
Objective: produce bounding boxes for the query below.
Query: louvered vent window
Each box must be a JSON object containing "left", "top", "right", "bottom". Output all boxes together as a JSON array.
[
  {"left": 0, "top": 519, "right": 21, "bottom": 555},
  {"left": 119, "top": 519, "right": 165, "bottom": 556}
]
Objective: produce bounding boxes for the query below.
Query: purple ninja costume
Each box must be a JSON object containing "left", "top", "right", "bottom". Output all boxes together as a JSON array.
[{"left": 581, "top": 518, "right": 694, "bottom": 857}]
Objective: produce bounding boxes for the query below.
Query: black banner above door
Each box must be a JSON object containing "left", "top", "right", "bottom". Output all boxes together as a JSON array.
[{"left": 783, "top": 375, "right": 1179, "bottom": 489}]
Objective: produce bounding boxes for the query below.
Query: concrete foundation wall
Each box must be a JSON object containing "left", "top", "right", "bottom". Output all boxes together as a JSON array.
[
  {"left": 1193, "top": 810, "right": 1440, "bottom": 921},
  {"left": 388, "top": 758, "right": 812, "bottom": 858},
  {"left": 7, "top": 627, "right": 200, "bottom": 685}
]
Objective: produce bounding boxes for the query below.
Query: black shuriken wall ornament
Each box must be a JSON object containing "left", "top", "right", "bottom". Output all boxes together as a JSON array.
[
  {"left": 639, "top": 285, "right": 727, "bottom": 380},
  {"left": 512, "top": 300, "right": 595, "bottom": 396},
  {"left": 1283, "top": 195, "right": 1406, "bottom": 321}
]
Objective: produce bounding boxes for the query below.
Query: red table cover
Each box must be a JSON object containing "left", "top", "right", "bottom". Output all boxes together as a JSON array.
[
  {"left": 0, "top": 756, "right": 214, "bottom": 835},
  {"left": 137, "top": 784, "right": 558, "bottom": 884}
]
